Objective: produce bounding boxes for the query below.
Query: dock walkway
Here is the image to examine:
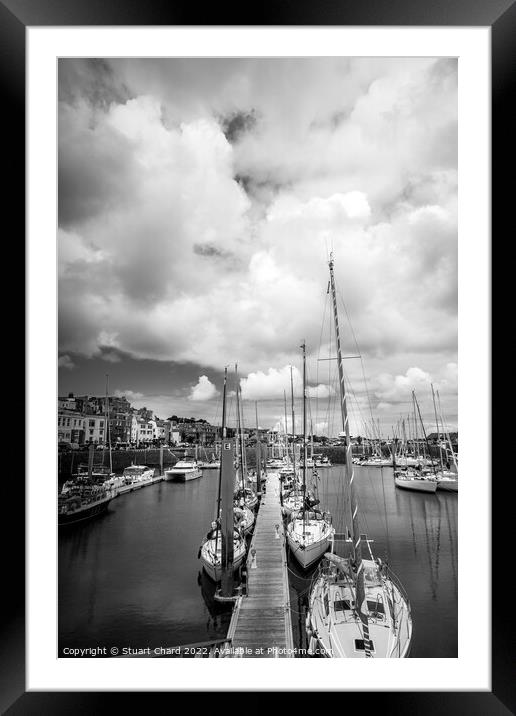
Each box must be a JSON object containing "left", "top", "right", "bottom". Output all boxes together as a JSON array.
[{"left": 229, "top": 471, "right": 294, "bottom": 657}]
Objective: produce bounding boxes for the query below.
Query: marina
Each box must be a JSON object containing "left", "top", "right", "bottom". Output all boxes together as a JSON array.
[
  {"left": 54, "top": 58, "right": 461, "bottom": 668},
  {"left": 58, "top": 459, "right": 457, "bottom": 657},
  {"left": 58, "top": 262, "right": 458, "bottom": 657},
  {"left": 229, "top": 470, "right": 294, "bottom": 657}
]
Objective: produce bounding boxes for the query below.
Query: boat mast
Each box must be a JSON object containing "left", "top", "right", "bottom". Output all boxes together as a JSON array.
[
  {"left": 104, "top": 374, "right": 112, "bottom": 473},
  {"left": 215, "top": 367, "right": 228, "bottom": 555},
  {"left": 436, "top": 390, "right": 458, "bottom": 472},
  {"left": 413, "top": 391, "right": 438, "bottom": 478},
  {"left": 301, "top": 341, "right": 307, "bottom": 536},
  {"left": 412, "top": 393, "right": 419, "bottom": 459},
  {"left": 328, "top": 255, "right": 371, "bottom": 657},
  {"left": 290, "top": 365, "right": 296, "bottom": 477},
  {"left": 431, "top": 383, "right": 444, "bottom": 473},
  {"left": 284, "top": 390, "right": 289, "bottom": 461},
  {"left": 219, "top": 363, "right": 236, "bottom": 598},
  {"left": 220, "top": 429, "right": 235, "bottom": 598},
  {"left": 255, "top": 402, "right": 261, "bottom": 496},
  {"left": 235, "top": 364, "right": 246, "bottom": 494}
]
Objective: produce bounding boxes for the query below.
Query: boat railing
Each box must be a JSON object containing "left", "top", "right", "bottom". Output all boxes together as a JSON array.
[{"left": 385, "top": 565, "right": 411, "bottom": 615}]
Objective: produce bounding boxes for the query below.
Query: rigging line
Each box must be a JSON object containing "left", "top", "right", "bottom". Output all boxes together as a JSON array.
[
  {"left": 335, "top": 286, "right": 378, "bottom": 441},
  {"left": 316, "top": 288, "right": 330, "bottom": 434}
]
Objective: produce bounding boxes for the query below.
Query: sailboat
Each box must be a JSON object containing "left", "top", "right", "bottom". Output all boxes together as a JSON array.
[
  {"left": 433, "top": 387, "right": 458, "bottom": 492},
  {"left": 282, "top": 364, "right": 304, "bottom": 515},
  {"left": 199, "top": 367, "right": 247, "bottom": 584},
  {"left": 306, "top": 255, "right": 412, "bottom": 658},
  {"left": 394, "top": 392, "right": 438, "bottom": 493},
  {"left": 58, "top": 444, "right": 116, "bottom": 526},
  {"left": 286, "top": 341, "right": 335, "bottom": 570},
  {"left": 233, "top": 366, "right": 259, "bottom": 510},
  {"left": 197, "top": 444, "right": 221, "bottom": 470}
]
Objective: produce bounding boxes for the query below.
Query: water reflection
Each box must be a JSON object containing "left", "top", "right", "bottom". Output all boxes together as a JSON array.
[
  {"left": 287, "top": 465, "right": 458, "bottom": 657},
  {"left": 59, "top": 464, "right": 457, "bottom": 657}
]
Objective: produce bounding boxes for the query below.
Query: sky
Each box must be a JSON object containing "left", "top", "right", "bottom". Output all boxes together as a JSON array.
[{"left": 57, "top": 57, "right": 458, "bottom": 437}]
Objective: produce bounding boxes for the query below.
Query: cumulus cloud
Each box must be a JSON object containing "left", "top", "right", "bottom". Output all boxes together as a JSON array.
[
  {"left": 58, "top": 354, "right": 74, "bottom": 370},
  {"left": 189, "top": 376, "right": 219, "bottom": 402},
  {"left": 240, "top": 366, "right": 301, "bottom": 401},
  {"left": 101, "top": 351, "right": 121, "bottom": 363},
  {"left": 372, "top": 365, "right": 457, "bottom": 405},
  {"left": 58, "top": 58, "right": 457, "bottom": 427},
  {"left": 306, "top": 384, "right": 335, "bottom": 399},
  {"left": 114, "top": 389, "right": 144, "bottom": 402}
]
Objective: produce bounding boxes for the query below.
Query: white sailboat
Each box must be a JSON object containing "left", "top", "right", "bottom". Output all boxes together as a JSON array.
[
  {"left": 199, "top": 367, "right": 247, "bottom": 586},
  {"left": 394, "top": 470, "right": 438, "bottom": 493},
  {"left": 393, "top": 400, "right": 438, "bottom": 494},
  {"left": 286, "top": 341, "right": 335, "bottom": 570},
  {"left": 434, "top": 387, "right": 458, "bottom": 492},
  {"left": 306, "top": 255, "right": 412, "bottom": 658},
  {"left": 233, "top": 366, "right": 259, "bottom": 511}
]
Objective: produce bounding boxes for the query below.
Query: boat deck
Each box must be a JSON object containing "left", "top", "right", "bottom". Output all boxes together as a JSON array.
[
  {"left": 229, "top": 471, "right": 294, "bottom": 657},
  {"left": 115, "top": 475, "right": 165, "bottom": 496}
]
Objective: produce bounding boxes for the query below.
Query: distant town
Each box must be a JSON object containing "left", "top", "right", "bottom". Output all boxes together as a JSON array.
[{"left": 58, "top": 392, "right": 457, "bottom": 452}]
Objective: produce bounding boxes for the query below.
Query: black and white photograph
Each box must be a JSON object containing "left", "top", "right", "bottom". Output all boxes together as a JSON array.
[{"left": 56, "top": 55, "right": 460, "bottom": 661}]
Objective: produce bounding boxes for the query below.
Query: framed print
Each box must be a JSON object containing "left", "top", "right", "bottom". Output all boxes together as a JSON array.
[{"left": 3, "top": 0, "right": 508, "bottom": 711}]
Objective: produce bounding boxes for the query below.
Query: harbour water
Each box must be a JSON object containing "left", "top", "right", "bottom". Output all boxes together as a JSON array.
[{"left": 59, "top": 465, "right": 457, "bottom": 657}]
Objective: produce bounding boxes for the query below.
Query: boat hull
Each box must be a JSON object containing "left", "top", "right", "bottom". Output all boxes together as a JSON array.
[
  {"left": 58, "top": 497, "right": 113, "bottom": 526},
  {"left": 200, "top": 543, "right": 247, "bottom": 582},
  {"left": 165, "top": 468, "right": 202, "bottom": 482},
  {"left": 288, "top": 535, "right": 331, "bottom": 569},
  {"left": 306, "top": 559, "right": 412, "bottom": 658},
  {"left": 287, "top": 520, "right": 334, "bottom": 569},
  {"left": 394, "top": 476, "right": 437, "bottom": 493},
  {"left": 436, "top": 477, "right": 458, "bottom": 492}
]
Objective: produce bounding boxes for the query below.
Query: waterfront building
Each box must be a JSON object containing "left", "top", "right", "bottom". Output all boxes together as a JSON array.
[
  {"left": 135, "top": 419, "right": 155, "bottom": 445},
  {"left": 109, "top": 410, "right": 133, "bottom": 444},
  {"left": 178, "top": 420, "right": 218, "bottom": 445},
  {"left": 135, "top": 406, "right": 154, "bottom": 422},
  {"left": 58, "top": 394, "right": 78, "bottom": 411},
  {"left": 58, "top": 408, "right": 85, "bottom": 444},
  {"left": 84, "top": 415, "right": 106, "bottom": 444},
  {"left": 154, "top": 419, "right": 171, "bottom": 444}
]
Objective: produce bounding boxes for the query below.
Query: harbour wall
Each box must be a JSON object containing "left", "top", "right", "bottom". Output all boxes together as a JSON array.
[{"left": 58, "top": 443, "right": 453, "bottom": 479}]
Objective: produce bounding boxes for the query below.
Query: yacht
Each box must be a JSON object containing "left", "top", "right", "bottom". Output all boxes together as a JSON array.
[
  {"left": 122, "top": 464, "right": 154, "bottom": 485},
  {"left": 165, "top": 459, "right": 202, "bottom": 482}
]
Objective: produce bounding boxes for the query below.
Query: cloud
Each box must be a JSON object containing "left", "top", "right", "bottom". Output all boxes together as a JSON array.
[
  {"left": 58, "top": 354, "right": 75, "bottom": 370},
  {"left": 114, "top": 389, "right": 144, "bottom": 401},
  {"left": 189, "top": 376, "right": 219, "bottom": 402},
  {"left": 240, "top": 366, "right": 301, "bottom": 401},
  {"left": 58, "top": 58, "right": 457, "bottom": 423},
  {"left": 101, "top": 351, "right": 121, "bottom": 363},
  {"left": 372, "top": 364, "right": 457, "bottom": 405},
  {"left": 306, "top": 384, "right": 334, "bottom": 399}
]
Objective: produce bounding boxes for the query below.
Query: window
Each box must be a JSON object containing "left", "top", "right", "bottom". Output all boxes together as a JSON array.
[{"left": 354, "top": 639, "right": 375, "bottom": 653}]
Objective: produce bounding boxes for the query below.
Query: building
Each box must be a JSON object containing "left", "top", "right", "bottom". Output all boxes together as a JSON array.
[
  {"left": 109, "top": 410, "right": 133, "bottom": 445},
  {"left": 154, "top": 419, "right": 171, "bottom": 444},
  {"left": 58, "top": 409, "right": 85, "bottom": 444},
  {"left": 135, "top": 406, "right": 154, "bottom": 422},
  {"left": 135, "top": 419, "right": 155, "bottom": 445},
  {"left": 58, "top": 394, "right": 77, "bottom": 411},
  {"left": 84, "top": 415, "right": 107, "bottom": 444},
  {"left": 178, "top": 420, "right": 219, "bottom": 445}
]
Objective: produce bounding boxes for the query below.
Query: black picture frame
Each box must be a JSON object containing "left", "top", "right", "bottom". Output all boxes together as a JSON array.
[{"left": 5, "top": 0, "right": 507, "bottom": 711}]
